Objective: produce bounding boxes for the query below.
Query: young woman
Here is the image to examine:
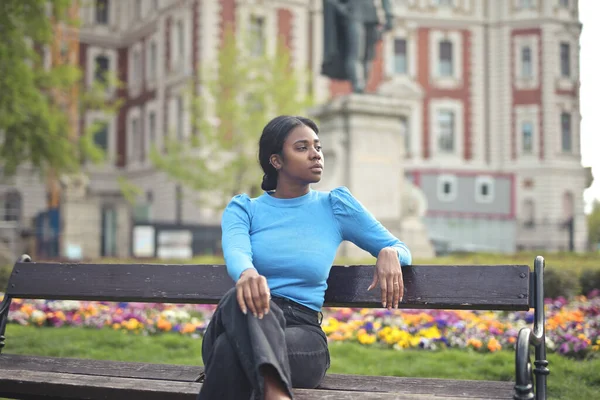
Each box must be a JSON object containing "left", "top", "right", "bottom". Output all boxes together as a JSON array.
[{"left": 197, "top": 115, "right": 412, "bottom": 400}]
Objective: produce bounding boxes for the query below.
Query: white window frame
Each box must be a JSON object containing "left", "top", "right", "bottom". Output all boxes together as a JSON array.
[
  {"left": 128, "top": 42, "right": 144, "bottom": 95},
  {"left": 384, "top": 27, "right": 417, "bottom": 79},
  {"left": 437, "top": 174, "right": 458, "bottom": 202},
  {"left": 515, "top": 105, "right": 539, "bottom": 158},
  {"left": 521, "top": 121, "right": 534, "bottom": 154},
  {"left": 145, "top": 101, "right": 159, "bottom": 164},
  {"left": 436, "top": 109, "right": 455, "bottom": 154},
  {"left": 429, "top": 30, "right": 462, "bottom": 88},
  {"left": 146, "top": 37, "right": 158, "bottom": 86},
  {"left": 236, "top": 5, "right": 277, "bottom": 58},
  {"left": 95, "top": 0, "right": 110, "bottom": 25},
  {"left": 86, "top": 47, "right": 117, "bottom": 93},
  {"left": 169, "top": 92, "right": 190, "bottom": 141},
  {"left": 555, "top": 31, "right": 578, "bottom": 90},
  {"left": 127, "top": 107, "right": 144, "bottom": 168},
  {"left": 514, "top": 35, "right": 539, "bottom": 89},
  {"left": 429, "top": 99, "right": 464, "bottom": 158},
  {"left": 170, "top": 10, "right": 192, "bottom": 75},
  {"left": 84, "top": 110, "right": 117, "bottom": 167},
  {"left": 475, "top": 176, "right": 495, "bottom": 204}
]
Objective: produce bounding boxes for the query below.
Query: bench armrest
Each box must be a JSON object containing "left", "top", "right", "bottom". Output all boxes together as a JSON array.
[{"left": 514, "top": 256, "right": 549, "bottom": 400}]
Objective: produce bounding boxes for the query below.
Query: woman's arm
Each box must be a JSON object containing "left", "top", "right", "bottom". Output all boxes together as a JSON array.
[
  {"left": 221, "top": 195, "right": 256, "bottom": 282},
  {"left": 221, "top": 195, "right": 270, "bottom": 318},
  {"left": 331, "top": 187, "right": 411, "bottom": 309},
  {"left": 331, "top": 187, "right": 412, "bottom": 266}
]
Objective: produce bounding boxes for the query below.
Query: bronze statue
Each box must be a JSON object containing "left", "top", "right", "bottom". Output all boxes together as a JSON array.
[{"left": 321, "top": 0, "right": 394, "bottom": 93}]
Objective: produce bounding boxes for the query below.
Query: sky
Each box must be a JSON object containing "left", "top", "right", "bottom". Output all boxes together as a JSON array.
[{"left": 580, "top": 0, "right": 599, "bottom": 210}]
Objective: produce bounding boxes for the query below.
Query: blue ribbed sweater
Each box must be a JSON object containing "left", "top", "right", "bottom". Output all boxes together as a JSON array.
[{"left": 221, "top": 186, "right": 412, "bottom": 311}]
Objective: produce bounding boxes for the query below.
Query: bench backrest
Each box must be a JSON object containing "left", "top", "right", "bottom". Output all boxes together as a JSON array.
[{"left": 5, "top": 260, "right": 531, "bottom": 311}]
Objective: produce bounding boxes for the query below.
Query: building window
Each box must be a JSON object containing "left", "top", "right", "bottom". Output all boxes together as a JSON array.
[
  {"left": 437, "top": 175, "right": 458, "bottom": 202},
  {"left": 149, "top": 42, "right": 157, "bottom": 79},
  {"left": 93, "top": 120, "right": 109, "bottom": 153},
  {"left": 521, "top": 46, "right": 532, "bottom": 78},
  {"left": 130, "top": 117, "right": 144, "bottom": 162},
  {"left": 522, "top": 121, "right": 533, "bottom": 154},
  {"left": 132, "top": 50, "right": 141, "bottom": 84},
  {"left": 177, "top": 20, "right": 185, "bottom": 61},
  {"left": 523, "top": 199, "right": 535, "bottom": 228},
  {"left": 559, "top": 0, "right": 569, "bottom": 7},
  {"left": 394, "top": 38, "right": 407, "bottom": 75},
  {"left": 1, "top": 191, "right": 22, "bottom": 222},
  {"left": 249, "top": 16, "right": 265, "bottom": 57},
  {"left": 437, "top": 110, "right": 455, "bottom": 153},
  {"left": 176, "top": 96, "right": 184, "bottom": 140},
  {"left": 148, "top": 111, "right": 156, "bottom": 150},
  {"left": 439, "top": 40, "right": 453, "bottom": 77},
  {"left": 175, "top": 185, "right": 183, "bottom": 224},
  {"left": 96, "top": 0, "right": 109, "bottom": 24},
  {"left": 94, "top": 55, "right": 110, "bottom": 84},
  {"left": 475, "top": 176, "right": 495, "bottom": 204},
  {"left": 101, "top": 205, "right": 117, "bottom": 257},
  {"left": 560, "top": 42, "right": 570, "bottom": 77},
  {"left": 520, "top": 0, "right": 534, "bottom": 8},
  {"left": 561, "top": 112, "right": 572, "bottom": 152},
  {"left": 134, "top": 0, "right": 142, "bottom": 20}
]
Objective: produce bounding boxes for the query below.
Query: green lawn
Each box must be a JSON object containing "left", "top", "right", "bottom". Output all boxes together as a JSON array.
[{"left": 3, "top": 325, "right": 599, "bottom": 400}]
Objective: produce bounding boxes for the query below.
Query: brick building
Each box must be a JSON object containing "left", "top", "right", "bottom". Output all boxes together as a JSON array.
[{"left": 2, "top": 0, "right": 590, "bottom": 258}]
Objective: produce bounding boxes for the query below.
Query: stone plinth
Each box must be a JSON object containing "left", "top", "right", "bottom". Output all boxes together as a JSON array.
[{"left": 311, "top": 93, "right": 435, "bottom": 260}]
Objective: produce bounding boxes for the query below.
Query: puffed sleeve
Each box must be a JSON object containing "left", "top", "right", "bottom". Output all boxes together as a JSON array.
[
  {"left": 221, "top": 194, "right": 256, "bottom": 282},
  {"left": 330, "top": 186, "right": 412, "bottom": 265}
]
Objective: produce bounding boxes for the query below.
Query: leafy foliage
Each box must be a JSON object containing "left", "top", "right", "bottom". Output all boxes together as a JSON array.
[
  {"left": 151, "top": 27, "right": 314, "bottom": 209},
  {"left": 588, "top": 200, "right": 600, "bottom": 250},
  {"left": 0, "top": 0, "right": 117, "bottom": 177},
  {"left": 0, "top": 0, "right": 79, "bottom": 176}
]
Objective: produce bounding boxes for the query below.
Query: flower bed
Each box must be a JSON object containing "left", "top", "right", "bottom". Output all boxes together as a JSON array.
[{"left": 3, "top": 291, "right": 599, "bottom": 359}]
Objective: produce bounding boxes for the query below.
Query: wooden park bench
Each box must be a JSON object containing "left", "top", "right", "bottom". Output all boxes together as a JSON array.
[{"left": 0, "top": 254, "right": 548, "bottom": 399}]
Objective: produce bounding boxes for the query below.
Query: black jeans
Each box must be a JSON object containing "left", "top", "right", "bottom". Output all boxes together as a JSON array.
[{"left": 197, "top": 288, "right": 330, "bottom": 400}]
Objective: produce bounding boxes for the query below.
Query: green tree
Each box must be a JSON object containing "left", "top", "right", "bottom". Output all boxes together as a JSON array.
[
  {"left": 151, "top": 28, "right": 314, "bottom": 209},
  {"left": 0, "top": 0, "right": 83, "bottom": 176},
  {"left": 588, "top": 200, "right": 600, "bottom": 250},
  {"left": 0, "top": 0, "right": 121, "bottom": 180}
]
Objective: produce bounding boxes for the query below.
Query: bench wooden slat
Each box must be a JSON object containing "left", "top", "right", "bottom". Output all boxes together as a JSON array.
[
  {"left": 0, "top": 354, "right": 514, "bottom": 399},
  {"left": 6, "top": 263, "right": 530, "bottom": 310},
  {"left": 0, "top": 369, "right": 509, "bottom": 400},
  {"left": 320, "top": 373, "right": 514, "bottom": 399},
  {"left": 0, "top": 353, "right": 203, "bottom": 382}
]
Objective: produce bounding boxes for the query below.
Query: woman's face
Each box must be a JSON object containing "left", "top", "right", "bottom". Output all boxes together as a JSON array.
[{"left": 275, "top": 124, "right": 324, "bottom": 185}]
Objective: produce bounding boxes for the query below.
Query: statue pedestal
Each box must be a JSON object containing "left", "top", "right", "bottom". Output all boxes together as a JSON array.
[{"left": 311, "top": 93, "right": 435, "bottom": 260}]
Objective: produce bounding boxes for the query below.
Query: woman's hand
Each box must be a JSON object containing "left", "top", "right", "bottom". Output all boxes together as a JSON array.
[
  {"left": 236, "top": 269, "right": 270, "bottom": 319},
  {"left": 368, "top": 247, "right": 404, "bottom": 309}
]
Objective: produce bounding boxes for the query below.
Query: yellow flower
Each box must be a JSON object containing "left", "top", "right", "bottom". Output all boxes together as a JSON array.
[
  {"left": 357, "top": 332, "right": 377, "bottom": 345},
  {"left": 419, "top": 326, "right": 442, "bottom": 339},
  {"left": 124, "top": 318, "right": 140, "bottom": 331},
  {"left": 322, "top": 318, "right": 339, "bottom": 335},
  {"left": 112, "top": 323, "right": 121, "bottom": 330}
]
